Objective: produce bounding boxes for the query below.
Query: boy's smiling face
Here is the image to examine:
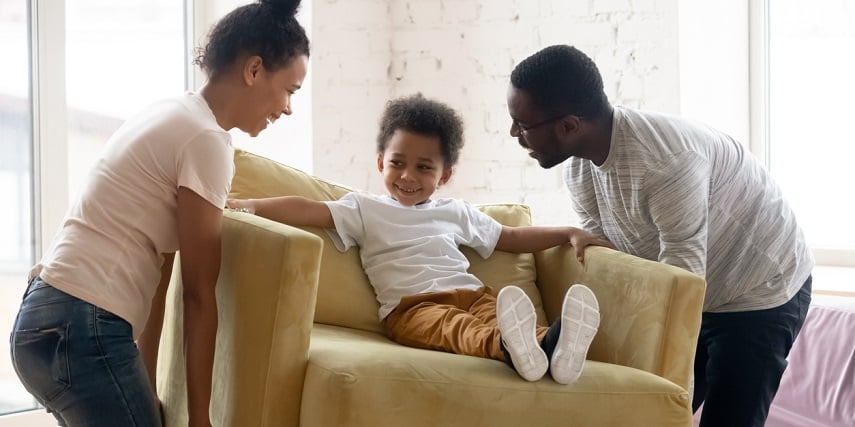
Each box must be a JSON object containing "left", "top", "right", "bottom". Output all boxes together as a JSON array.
[{"left": 377, "top": 129, "right": 453, "bottom": 207}]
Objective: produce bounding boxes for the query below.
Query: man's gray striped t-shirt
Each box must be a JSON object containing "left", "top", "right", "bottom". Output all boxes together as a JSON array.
[{"left": 564, "top": 106, "right": 813, "bottom": 313}]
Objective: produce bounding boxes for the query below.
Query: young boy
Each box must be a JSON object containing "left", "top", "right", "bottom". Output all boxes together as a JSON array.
[{"left": 227, "top": 94, "right": 613, "bottom": 383}]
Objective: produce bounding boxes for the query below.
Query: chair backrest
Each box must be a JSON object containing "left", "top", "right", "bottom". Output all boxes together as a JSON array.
[{"left": 230, "top": 149, "right": 547, "bottom": 333}]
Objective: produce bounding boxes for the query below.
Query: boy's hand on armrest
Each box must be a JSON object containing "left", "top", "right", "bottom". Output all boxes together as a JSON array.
[
  {"left": 568, "top": 228, "right": 616, "bottom": 263},
  {"left": 496, "top": 225, "right": 614, "bottom": 260},
  {"left": 226, "top": 198, "right": 256, "bottom": 214}
]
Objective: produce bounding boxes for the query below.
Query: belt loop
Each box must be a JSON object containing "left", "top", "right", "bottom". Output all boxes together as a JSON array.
[
  {"left": 22, "top": 278, "right": 34, "bottom": 300},
  {"left": 23, "top": 276, "right": 45, "bottom": 299}
]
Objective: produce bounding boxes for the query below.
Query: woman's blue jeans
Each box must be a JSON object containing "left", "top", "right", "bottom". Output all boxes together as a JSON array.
[{"left": 9, "top": 277, "right": 161, "bottom": 427}]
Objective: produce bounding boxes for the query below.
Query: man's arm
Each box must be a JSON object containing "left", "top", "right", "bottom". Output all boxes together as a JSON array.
[
  {"left": 647, "top": 152, "right": 711, "bottom": 277},
  {"left": 177, "top": 187, "right": 222, "bottom": 427},
  {"left": 495, "top": 225, "right": 615, "bottom": 262},
  {"left": 227, "top": 196, "right": 334, "bottom": 229},
  {"left": 565, "top": 160, "right": 608, "bottom": 239}
]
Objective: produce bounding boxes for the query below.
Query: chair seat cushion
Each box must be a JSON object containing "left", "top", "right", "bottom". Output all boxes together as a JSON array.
[{"left": 301, "top": 324, "right": 692, "bottom": 427}]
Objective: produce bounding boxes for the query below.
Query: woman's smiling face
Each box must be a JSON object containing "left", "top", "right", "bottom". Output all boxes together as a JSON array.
[{"left": 240, "top": 54, "right": 308, "bottom": 137}]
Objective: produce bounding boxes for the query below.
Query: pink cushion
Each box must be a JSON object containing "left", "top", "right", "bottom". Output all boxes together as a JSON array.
[
  {"left": 694, "top": 297, "right": 855, "bottom": 426},
  {"left": 767, "top": 300, "right": 855, "bottom": 427}
]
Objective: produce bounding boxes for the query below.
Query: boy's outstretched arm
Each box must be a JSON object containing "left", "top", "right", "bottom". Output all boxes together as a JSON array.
[
  {"left": 226, "top": 196, "right": 335, "bottom": 229},
  {"left": 495, "top": 226, "right": 616, "bottom": 262}
]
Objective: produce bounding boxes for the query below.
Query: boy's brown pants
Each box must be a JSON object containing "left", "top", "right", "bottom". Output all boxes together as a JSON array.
[{"left": 383, "top": 286, "right": 548, "bottom": 362}]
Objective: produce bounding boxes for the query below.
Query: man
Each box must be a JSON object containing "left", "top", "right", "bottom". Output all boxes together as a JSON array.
[{"left": 506, "top": 44, "right": 814, "bottom": 427}]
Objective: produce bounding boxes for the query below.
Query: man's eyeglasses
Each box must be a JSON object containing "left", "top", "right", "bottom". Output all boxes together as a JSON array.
[{"left": 512, "top": 113, "right": 569, "bottom": 136}]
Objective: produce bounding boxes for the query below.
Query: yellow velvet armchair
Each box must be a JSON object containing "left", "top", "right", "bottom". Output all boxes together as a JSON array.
[{"left": 159, "top": 149, "right": 706, "bottom": 427}]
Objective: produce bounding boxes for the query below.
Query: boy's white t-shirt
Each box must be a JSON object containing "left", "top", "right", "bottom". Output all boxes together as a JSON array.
[
  {"left": 324, "top": 193, "right": 503, "bottom": 320},
  {"left": 30, "top": 92, "right": 234, "bottom": 339}
]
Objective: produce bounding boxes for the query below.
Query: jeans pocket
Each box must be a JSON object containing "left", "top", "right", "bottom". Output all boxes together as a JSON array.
[
  {"left": 12, "top": 324, "right": 71, "bottom": 403},
  {"left": 94, "top": 307, "right": 133, "bottom": 337},
  {"left": 93, "top": 307, "right": 138, "bottom": 359}
]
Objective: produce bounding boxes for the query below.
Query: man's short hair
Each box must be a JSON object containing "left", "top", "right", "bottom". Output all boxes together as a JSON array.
[{"left": 510, "top": 45, "right": 610, "bottom": 119}]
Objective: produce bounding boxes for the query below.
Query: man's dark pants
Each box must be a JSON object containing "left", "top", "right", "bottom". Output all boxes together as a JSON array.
[{"left": 693, "top": 276, "right": 812, "bottom": 427}]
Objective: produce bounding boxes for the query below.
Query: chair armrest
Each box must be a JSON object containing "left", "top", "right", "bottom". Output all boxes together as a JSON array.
[
  {"left": 535, "top": 245, "right": 705, "bottom": 390},
  {"left": 159, "top": 211, "right": 323, "bottom": 427}
]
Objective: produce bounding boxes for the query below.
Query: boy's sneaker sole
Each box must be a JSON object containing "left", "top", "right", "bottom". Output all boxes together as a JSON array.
[
  {"left": 550, "top": 284, "right": 600, "bottom": 384},
  {"left": 496, "top": 286, "right": 548, "bottom": 382}
]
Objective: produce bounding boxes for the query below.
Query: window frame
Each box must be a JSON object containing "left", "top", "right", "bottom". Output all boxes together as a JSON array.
[{"left": 31, "top": 0, "right": 69, "bottom": 258}]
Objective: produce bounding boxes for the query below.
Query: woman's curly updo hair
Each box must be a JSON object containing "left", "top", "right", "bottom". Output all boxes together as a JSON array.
[
  {"left": 377, "top": 94, "right": 465, "bottom": 168},
  {"left": 195, "top": 0, "right": 310, "bottom": 79}
]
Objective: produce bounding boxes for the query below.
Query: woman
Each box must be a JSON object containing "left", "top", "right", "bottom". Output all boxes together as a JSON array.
[{"left": 9, "top": 1, "right": 309, "bottom": 426}]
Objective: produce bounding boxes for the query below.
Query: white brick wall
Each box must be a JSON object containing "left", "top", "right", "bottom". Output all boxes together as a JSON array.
[{"left": 312, "top": 0, "right": 679, "bottom": 226}]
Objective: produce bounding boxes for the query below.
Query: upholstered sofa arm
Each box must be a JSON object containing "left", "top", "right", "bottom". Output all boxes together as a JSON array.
[
  {"left": 535, "top": 245, "right": 705, "bottom": 391},
  {"left": 158, "top": 211, "right": 323, "bottom": 427}
]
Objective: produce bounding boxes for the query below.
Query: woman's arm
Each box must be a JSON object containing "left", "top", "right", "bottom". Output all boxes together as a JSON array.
[
  {"left": 227, "top": 196, "right": 334, "bottom": 229},
  {"left": 177, "top": 187, "right": 222, "bottom": 427},
  {"left": 495, "top": 225, "right": 615, "bottom": 262},
  {"left": 137, "top": 252, "right": 174, "bottom": 404}
]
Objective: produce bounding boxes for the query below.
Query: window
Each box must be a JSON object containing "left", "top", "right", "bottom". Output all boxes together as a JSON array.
[
  {"left": 1, "top": 0, "right": 186, "bottom": 418},
  {"left": 766, "top": 0, "right": 855, "bottom": 265},
  {"left": 681, "top": 2, "right": 855, "bottom": 293},
  {"left": 756, "top": 0, "right": 855, "bottom": 293},
  {"left": 65, "top": 0, "right": 185, "bottom": 201},
  {"left": 2, "top": 1, "right": 313, "bottom": 421},
  {"left": 0, "top": 0, "right": 37, "bottom": 416}
]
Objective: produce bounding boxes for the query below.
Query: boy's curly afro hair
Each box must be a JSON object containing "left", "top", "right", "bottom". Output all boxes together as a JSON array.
[{"left": 376, "top": 93, "right": 465, "bottom": 167}]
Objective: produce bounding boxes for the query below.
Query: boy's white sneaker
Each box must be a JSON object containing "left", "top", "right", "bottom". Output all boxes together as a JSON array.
[
  {"left": 496, "top": 285, "right": 548, "bottom": 382},
  {"left": 550, "top": 284, "right": 600, "bottom": 384}
]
